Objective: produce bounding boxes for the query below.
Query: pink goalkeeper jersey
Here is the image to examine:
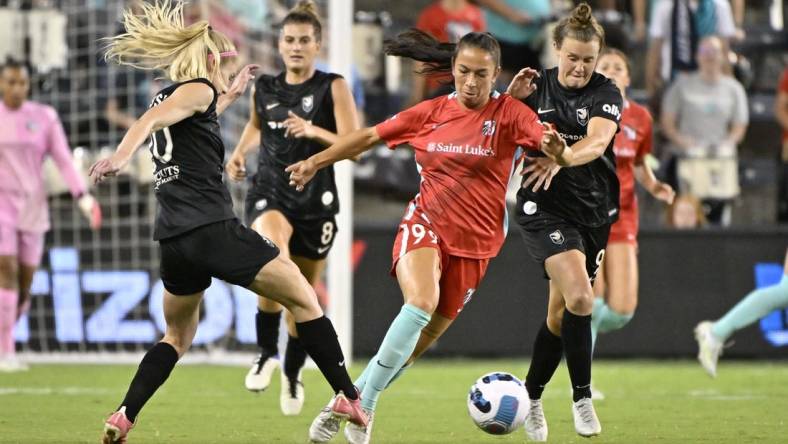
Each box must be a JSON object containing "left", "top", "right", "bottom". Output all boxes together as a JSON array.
[{"left": 0, "top": 101, "right": 85, "bottom": 232}]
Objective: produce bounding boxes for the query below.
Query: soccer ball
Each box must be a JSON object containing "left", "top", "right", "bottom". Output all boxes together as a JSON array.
[{"left": 467, "top": 372, "right": 528, "bottom": 435}]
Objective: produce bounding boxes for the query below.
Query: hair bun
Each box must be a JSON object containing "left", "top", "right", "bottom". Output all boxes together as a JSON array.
[
  {"left": 570, "top": 3, "right": 593, "bottom": 25},
  {"left": 293, "top": 0, "right": 319, "bottom": 17}
]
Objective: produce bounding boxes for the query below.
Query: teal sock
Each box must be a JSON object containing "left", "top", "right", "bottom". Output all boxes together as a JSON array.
[
  {"left": 354, "top": 353, "right": 377, "bottom": 392},
  {"left": 712, "top": 275, "right": 788, "bottom": 341},
  {"left": 360, "top": 304, "right": 430, "bottom": 412},
  {"left": 386, "top": 362, "right": 412, "bottom": 389},
  {"left": 597, "top": 308, "right": 634, "bottom": 334},
  {"left": 591, "top": 298, "right": 606, "bottom": 349}
]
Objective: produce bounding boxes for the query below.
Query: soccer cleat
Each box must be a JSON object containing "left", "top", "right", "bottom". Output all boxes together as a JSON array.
[
  {"left": 344, "top": 409, "right": 374, "bottom": 444},
  {"left": 694, "top": 321, "right": 724, "bottom": 378},
  {"left": 309, "top": 398, "right": 342, "bottom": 443},
  {"left": 329, "top": 390, "right": 368, "bottom": 427},
  {"left": 280, "top": 370, "right": 305, "bottom": 416},
  {"left": 524, "top": 399, "right": 548, "bottom": 442},
  {"left": 102, "top": 406, "right": 134, "bottom": 444},
  {"left": 245, "top": 352, "right": 279, "bottom": 391},
  {"left": 0, "top": 356, "right": 29, "bottom": 373},
  {"left": 572, "top": 397, "right": 602, "bottom": 437}
]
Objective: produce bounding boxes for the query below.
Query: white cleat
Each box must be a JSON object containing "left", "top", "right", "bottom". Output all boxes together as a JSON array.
[
  {"left": 344, "top": 409, "right": 374, "bottom": 444},
  {"left": 572, "top": 397, "right": 602, "bottom": 437},
  {"left": 245, "top": 353, "right": 279, "bottom": 392},
  {"left": 524, "top": 399, "right": 548, "bottom": 442},
  {"left": 309, "top": 398, "right": 342, "bottom": 443},
  {"left": 280, "top": 370, "right": 305, "bottom": 416},
  {"left": 694, "top": 321, "right": 724, "bottom": 378},
  {"left": 0, "top": 356, "right": 29, "bottom": 373}
]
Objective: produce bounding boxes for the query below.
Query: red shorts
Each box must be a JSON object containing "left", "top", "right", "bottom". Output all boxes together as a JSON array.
[
  {"left": 390, "top": 204, "right": 490, "bottom": 320},
  {"left": 609, "top": 206, "right": 638, "bottom": 246}
]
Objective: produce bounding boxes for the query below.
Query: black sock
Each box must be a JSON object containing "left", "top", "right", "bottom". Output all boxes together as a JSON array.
[
  {"left": 284, "top": 335, "right": 308, "bottom": 380},
  {"left": 562, "top": 310, "right": 593, "bottom": 402},
  {"left": 119, "top": 342, "right": 179, "bottom": 422},
  {"left": 295, "top": 316, "right": 357, "bottom": 399},
  {"left": 256, "top": 309, "right": 282, "bottom": 356},
  {"left": 525, "top": 322, "right": 563, "bottom": 400}
]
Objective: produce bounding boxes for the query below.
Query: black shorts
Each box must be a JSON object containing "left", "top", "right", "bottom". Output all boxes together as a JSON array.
[
  {"left": 159, "top": 219, "right": 280, "bottom": 295},
  {"left": 245, "top": 194, "right": 337, "bottom": 260},
  {"left": 516, "top": 200, "right": 610, "bottom": 282}
]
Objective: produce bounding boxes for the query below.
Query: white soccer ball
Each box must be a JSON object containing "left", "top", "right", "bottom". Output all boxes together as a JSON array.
[{"left": 467, "top": 371, "right": 528, "bottom": 435}]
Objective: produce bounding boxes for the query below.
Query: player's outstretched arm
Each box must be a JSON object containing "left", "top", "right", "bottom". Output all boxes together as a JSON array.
[
  {"left": 89, "top": 82, "right": 214, "bottom": 184},
  {"left": 227, "top": 89, "right": 262, "bottom": 181},
  {"left": 216, "top": 64, "right": 260, "bottom": 115},
  {"left": 285, "top": 126, "right": 380, "bottom": 191},
  {"left": 634, "top": 162, "right": 675, "bottom": 204},
  {"left": 555, "top": 117, "right": 617, "bottom": 167}
]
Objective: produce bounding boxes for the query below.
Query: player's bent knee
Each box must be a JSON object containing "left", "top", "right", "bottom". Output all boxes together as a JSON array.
[
  {"left": 565, "top": 291, "right": 594, "bottom": 315},
  {"left": 405, "top": 295, "right": 438, "bottom": 315}
]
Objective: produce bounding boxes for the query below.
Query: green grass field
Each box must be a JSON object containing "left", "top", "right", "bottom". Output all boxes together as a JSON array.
[{"left": 1, "top": 359, "right": 787, "bottom": 443}]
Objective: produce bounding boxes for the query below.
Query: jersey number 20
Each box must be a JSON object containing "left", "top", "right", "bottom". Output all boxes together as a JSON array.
[{"left": 150, "top": 127, "right": 174, "bottom": 163}]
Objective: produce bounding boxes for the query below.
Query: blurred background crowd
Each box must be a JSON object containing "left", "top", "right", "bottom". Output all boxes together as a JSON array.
[{"left": 1, "top": 0, "right": 786, "bottom": 230}]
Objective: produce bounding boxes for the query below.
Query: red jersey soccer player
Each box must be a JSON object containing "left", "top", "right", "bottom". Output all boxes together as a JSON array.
[
  {"left": 590, "top": 48, "right": 674, "bottom": 380},
  {"left": 287, "top": 31, "right": 566, "bottom": 443}
]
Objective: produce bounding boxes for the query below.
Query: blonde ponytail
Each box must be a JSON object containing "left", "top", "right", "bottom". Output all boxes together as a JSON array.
[{"left": 104, "top": 0, "right": 235, "bottom": 83}]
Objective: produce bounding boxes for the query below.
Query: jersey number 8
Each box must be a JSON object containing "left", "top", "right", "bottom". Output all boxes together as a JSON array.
[
  {"left": 321, "top": 221, "right": 335, "bottom": 246},
  {"left": 150, "top": 127, "right": 174, "bottom": 163}
]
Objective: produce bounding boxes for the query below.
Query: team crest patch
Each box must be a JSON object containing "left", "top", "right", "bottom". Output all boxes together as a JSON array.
[
  {"left": 481, "top": 120, "right": 496, "bottom": 136},
  {"left": 576, "top": 107, "right": 589, "bottom": 126},
  {"left": 549, "top": 230, "right": 565, "bottom": 245},
  {"left": 302, "top": 94, "right": 314, "bottom": 113}
]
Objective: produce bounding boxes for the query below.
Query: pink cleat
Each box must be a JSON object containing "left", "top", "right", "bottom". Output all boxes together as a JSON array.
[
  {"left": 331, "top": 390, "right": 369, "bottom": 427},
  {"left": 102, "top": 406, "right": 134, "bottom": 443}
]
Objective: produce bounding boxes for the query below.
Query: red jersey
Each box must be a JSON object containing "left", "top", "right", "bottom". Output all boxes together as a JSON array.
[
  {"left": 375, "top": 92, "right": 543, "bottom": 259},
  {"left": 416, "top": 2, "right": 486, "bottom": 93},
  {"left": 780, "top": 67, "right": 788, "bottom": 142},
  {"left": 613, "top": 100, "right": 653, "bottom": 211}
]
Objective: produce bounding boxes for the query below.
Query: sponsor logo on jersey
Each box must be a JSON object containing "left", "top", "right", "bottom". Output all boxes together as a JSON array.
[
  {"left": 321, "top": 191, "right": 334, "bottom": 206},
  {"left": 602, "top": 103, "right": 621, "bottom": 120},
  {"left": 576, "top": 107, "right": 589, "bottom": 126},
  {"left": 424, "top": 142, "right": 496, "bottom": 157},
  {"left": 265, "top": 102, "right": 280, "bottom": 110},
  {"left": 523, "top": 201, "right": 537, "bottom": 215},
  {"left": 317, "top": 245, "right": 331, "bottom": 255},
  {"left": 153, "top": 165, "right": 180, "bottom": 190},
  {"left": 302, "top": 94, "right": 314, "bottom": 113},
  {"left": 558, "top": 132, "right": 584, "bottom": 142},
  {"left": 537, "top": 107, "right": 555, "bottom": 114},
  {"left": 255, "top": 199, "right": 268, "bottom": 210},
  {"left": 549, "top": 230, "right": 564, "bottom": 245},
  {"left": 25, "top": 121, "right": 39, "bottom": 132},
  {"left": 622, "top": 124, "right": 636, "bottom": 140},
  {"left": 482, "top": 120, "right": 496, "bottom": 136}
]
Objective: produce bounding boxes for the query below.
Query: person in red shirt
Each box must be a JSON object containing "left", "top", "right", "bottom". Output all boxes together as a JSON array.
[
  {"left": 589, "top": 48, "right": 674, "bottom": 396},
  {"left": 776, "top": 67, "right": 788, "bottom": 222},
  {"left": 409, "top": 0, "right": 486, "bottom": 105},
  {"left": 288, "top": 30, "right": 565, "bottom": 443}
]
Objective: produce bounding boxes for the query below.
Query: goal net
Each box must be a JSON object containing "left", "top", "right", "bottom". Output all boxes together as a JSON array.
[{"left": 7, "top": 0, "right": 356, "bottom": 365}]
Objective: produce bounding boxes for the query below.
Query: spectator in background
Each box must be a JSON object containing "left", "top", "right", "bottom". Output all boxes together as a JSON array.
[
  {"left": 0, "top": 59, "right": 101, "bottom": 372},
  {"left": 476, "top": 0, "right": 551, "bottom": 86},
  {"left": 646, "top": 0, "right": 736, "bottom": 103},
  {"left": 583, "top": 0, "right": 649, "bottom": 50},
  {"left": 666, "top": 194, "right": 707, "bottom": 228},
  {"left": 660, "top": 36, "right": 748, "bottom": 226},
  {"left": 777, "top": 66, "right": 788, "bottom": 223},
  {"left": 407, "top": 0, "right": 485, "bottom": 105}
]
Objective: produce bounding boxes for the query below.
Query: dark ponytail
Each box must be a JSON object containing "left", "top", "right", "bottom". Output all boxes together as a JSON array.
[
  {"left": 384, "top": 29, "right": 501, "bottom": 75},
  {"left": 553, "top": 2, "right": 605, "bottom": 48}
]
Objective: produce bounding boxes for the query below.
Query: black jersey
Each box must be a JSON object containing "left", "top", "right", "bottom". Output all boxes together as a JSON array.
[
  {"left": 519, "top": 67, "right": 623, "bottom": 227},
  {"left": 253, "top": 70, "right": 342, "bottom": 219},
  {"left": 149, "top": 78, "right": 235, "bottom": 240}
]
